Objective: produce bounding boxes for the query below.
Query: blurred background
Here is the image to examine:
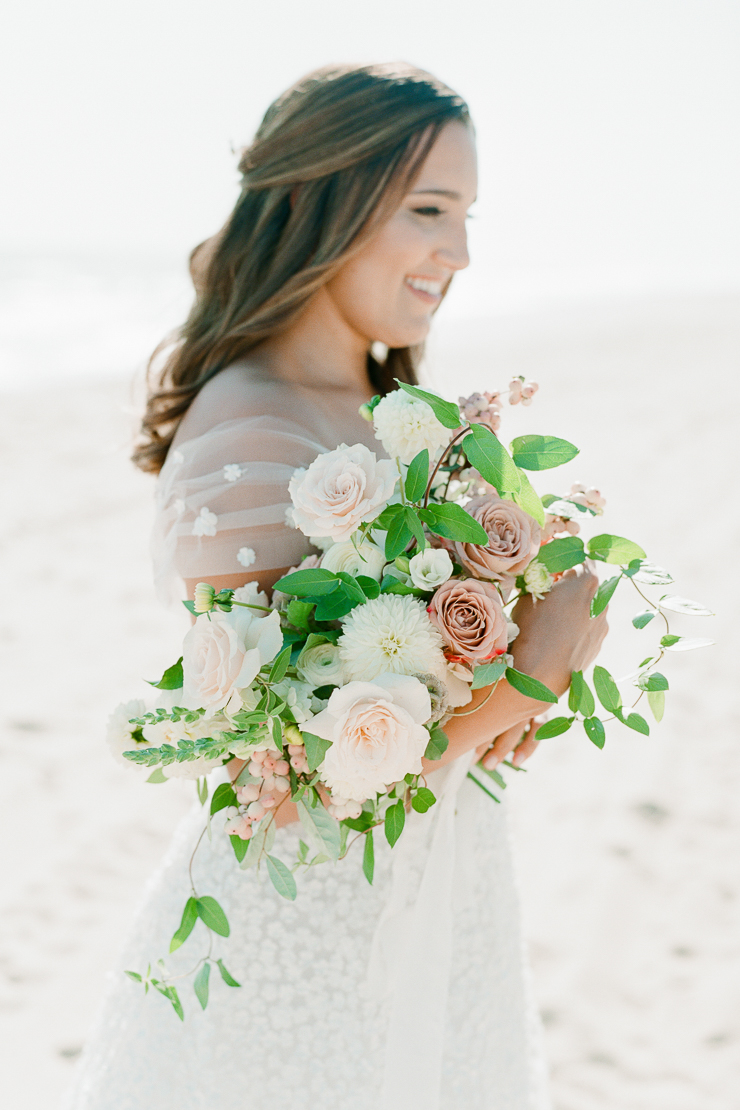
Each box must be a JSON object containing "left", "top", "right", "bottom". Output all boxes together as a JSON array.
[{"left": 1, "top": 2, "right": 738, "bottom": 1107}]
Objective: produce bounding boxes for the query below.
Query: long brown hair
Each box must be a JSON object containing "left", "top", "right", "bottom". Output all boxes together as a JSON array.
[{"left": 133, "top": 62, "right": 470, "bottom": 474}]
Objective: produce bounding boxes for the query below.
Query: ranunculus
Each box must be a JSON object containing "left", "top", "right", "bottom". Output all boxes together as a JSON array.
[
  {"left": 182, "top": 605, "right": 283, "bottom": 714},
  {"left": 308, "top": 673, "right": 432, "bottom": 802},
  {"left": 408, "top": 547, "right": 453, "bottom": 591},
  {"left": 454, "top": 495, "right": 541, "bottom": 582},
  {"left": 522, "top": 560, "right": 554, "bottom": 600},
  {"left": 372, "top": 389, "right": 452, "bottom": 465},
  {"left": 320, "top": 537, "right": 386, "bottom": 581},
  {"left": 288, "top": 443, "right": 398, "bottom": 541},
  {"left": 296, "top": 641, "right": 345, "bottom": 688},
  {"left": 427, "top": 577, "right": 509, "bottom": 668}
]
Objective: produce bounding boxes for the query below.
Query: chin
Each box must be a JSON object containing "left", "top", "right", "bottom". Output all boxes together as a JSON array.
[{"left": 378, "top": 317, "right": 432, "bottom": 349}]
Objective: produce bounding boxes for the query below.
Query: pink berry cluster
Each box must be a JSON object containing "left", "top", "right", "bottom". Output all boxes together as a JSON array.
[
  {"left": 458, "top": 391, "right": 503, "bottom": 433},
  {"left": 543, "top": 482, "right": 607, "bottom": 541},
  {"left": 327, "top": 795, "right": 363, "bottom": 821},
  {"left": 224, "top": 748, "right": 293, "bottom": 841},
  {"left": 508, "top": 377, "right": 539, "bottom": 406}
]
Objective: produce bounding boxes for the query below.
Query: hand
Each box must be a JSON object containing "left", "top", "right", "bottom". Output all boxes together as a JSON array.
[
  {"left": 476, "top": 715, "right": 546, "bottom": 770},
  {"left": 509, "top": 563, "right": 608, "bottom": 699}
]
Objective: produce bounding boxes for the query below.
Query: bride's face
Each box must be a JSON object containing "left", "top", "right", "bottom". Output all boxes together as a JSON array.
[{"left": 325, "top": 120, "right": 478, "bottom": 349}]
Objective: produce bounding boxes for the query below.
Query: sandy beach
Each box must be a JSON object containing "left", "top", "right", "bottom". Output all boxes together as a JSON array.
[{"left": 1, "top": 290, "right": 738, "bottom": 1108}]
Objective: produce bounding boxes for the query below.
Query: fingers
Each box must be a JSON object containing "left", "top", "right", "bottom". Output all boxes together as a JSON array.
[
  {"left": 482, "top": 721, "right": 528, "bottom": 769},
  {"left": 510, "top": 719, "right": 542, "bottom": 766}
]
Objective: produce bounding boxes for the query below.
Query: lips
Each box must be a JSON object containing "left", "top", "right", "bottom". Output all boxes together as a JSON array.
[{"left": 405, "top": 276, "right": 445, "bottom": 304}]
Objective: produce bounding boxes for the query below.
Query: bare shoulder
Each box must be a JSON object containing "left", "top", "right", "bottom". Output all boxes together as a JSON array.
[{"left": 173, "top": 362, "right": 294, "bottom": 446}]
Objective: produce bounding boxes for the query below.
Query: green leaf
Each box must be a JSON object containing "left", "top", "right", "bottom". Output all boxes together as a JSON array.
[
  {"left": 395, "top": 380, "right": 462, "bottom": 429},
  {"left": 534, "top": 716, "right": 574, "bottom": 738},
  {"left": 273, "top": 569, "right": 339, "bottom": 597},
  {"left": 660, "top": 634, "right": 681, "bottom": 647},
  {"left": 216, "top": 959, "right": 241, "bottom": 988},
  {"left": 166, "top": 985, "right": 184, "bottom": 1021},
  {"left": 658, "top": 596, "right": 713, "bottom": 616},
  {"left": 384, "top": 800, "right": 406, "bottom": 847},
  {"left": 511, "top": 469, "right": 545, "bottom": 525},
  {"left": 505, "top": 667, "right": 559, "bottom": 704},
  {"left": 373, "top": 502, "right": 405, "bottom": 531},
  {"left": 587, "top": 534, "right": 646, "bottom": 565},
  {"left": 147, "top": 657, "right": 184, "bottom": 690},
  {"left": 620, "top": 711, "right": 650, "bottom": 735},
  {"left": 647, "top": 690, "right": 665, "bottom": 722},
  {"left": 536, "top": 536, "right": 585, "bottom": 574},
  {"left": 467, "top": 771, "right": 502, "bottom": 803},
  {"left": 124, "top": 969, "right": 143, "bottom": 982},
  {"left": 568, "top": 670, "right": 595, "bottom": 716},
  {"left": 591, "top": 574, "right": 620, "bottom": 617},
  {"left": 384, "top": 510, "right": 414, "bottom": 560},
  {"left": 209, "top": 782, "right": 237, "bottom": 817},
  {"left": 286, "top": 598, "right": 313, "bottom": 631},
  {"left": 271, "top": 716, "right": 283, "bottom": 752},
  {"left": 362, "top": 829, "right": 375, "bottom": 885},
  {"left": 419, "top": 502, "right": 489, "bottom": 544},
  {"left": 470, "top": 658, "right": 508, "bottom": 690},
  {"left": 631, "top": 561, "right": 674, "bottom": 585},
  {"left": 296, "top": 799, "right": 341, "bottom": 860},
  {"left": 593, "top": 665, "right": 622, "bottom": 713},
  {"left": 632, "top": 609, "right": 656, "bottom": 629},
  {"left": 146, "top": 767, "right": 168, "bottom": 784},
  {"left": 462, "top": 423, "right": 521, "bottom": 494},
  {"left": 302, "top": 731, "right": 332, "bottom": 773},
  {"left": 312, "top": 585, "right": 356, "bottom": 621},
  {"left": 230, "top": 833, "right": 250, "bottom": 863},
  {"left": 195, "top": 896, "right": 230, "bottom": 937},
  {"left": 268, "top": 645, "right": 291, "bottom": 684},
  {"left": 182, "top": 599, "right": 198, "bottom": 615},
  {"left": 583, "top": 716, "right": 606, "bottom": 748},
  {"left": 193, "top": 961, "right": 210, "bottom": 1010},
  {"left": 405, "top": 449, "right": 430, "bottom": 502},
  {"left": 424, "top": 727, "right": 449, "bottom": 761},
  {"left": 356, "top": 575, "right": 380, "bottom": 599},
  {"left": 510, "top": 434, "right": 579, "bottom": 471},
  {"left": 411, "top": 787, "right": 437, "bottom": 813},
  {"left": 266, "top": 854, "right": 298, "bottom": 900},
  {"left": 637, "top": 672, "right": 669, "bottom": 692},
  {"left": 403, "top": 506, "right": 427, "bottom": 551},
  {"left": 169, "top": 897, "right": 198, "bottom": 953}
]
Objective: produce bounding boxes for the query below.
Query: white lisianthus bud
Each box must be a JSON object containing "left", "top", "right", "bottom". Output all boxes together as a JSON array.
[
  {"left": 321, "top": 538, "right": 386, "bottom": 581},
  {"left": 522, "top": 561, "right": 554, "bottom": 600},
  {"left": 408, "top": 548, "right": 454, "bottom": 591},
  {"left": 193, "top": 582, "right": 216, "bottom": 613},
  {"left": 283, "top": 724, "right": 304, "bottom": 746}
]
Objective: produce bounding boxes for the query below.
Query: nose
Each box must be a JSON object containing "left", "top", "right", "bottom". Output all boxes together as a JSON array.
[{"left": 433, "top": 219, "right": 470, "bottom": 273}]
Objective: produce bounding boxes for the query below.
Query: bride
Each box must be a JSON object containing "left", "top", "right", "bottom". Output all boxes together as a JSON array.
[{"left": 65, "top": 62, "right": 606, "bottom": 1110}]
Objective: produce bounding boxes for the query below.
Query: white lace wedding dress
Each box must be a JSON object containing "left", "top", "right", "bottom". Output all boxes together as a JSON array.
[{"left": 63, "top": 383, "right": 551, "bottom": 1110}]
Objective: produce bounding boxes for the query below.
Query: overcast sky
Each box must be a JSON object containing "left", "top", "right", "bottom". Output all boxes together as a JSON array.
[{"left": 3, "top": 0, "right": 739, "bottom": 307}]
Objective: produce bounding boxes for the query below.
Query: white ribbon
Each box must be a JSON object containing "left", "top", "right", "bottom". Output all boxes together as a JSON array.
[{"left": 367, "top": 749, "right": 477, "bottom": 1110}]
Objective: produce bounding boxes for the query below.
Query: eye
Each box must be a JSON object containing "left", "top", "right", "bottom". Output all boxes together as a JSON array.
[{"left": 412, "top": 205, "right": 444, "bottom": 217}]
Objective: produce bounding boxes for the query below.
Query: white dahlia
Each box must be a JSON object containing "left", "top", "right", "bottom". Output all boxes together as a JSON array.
[
  {"left": 372, "top": 389, "right": 451, "bottom": 465},
  {"left": 338, "top": 593, "right": 445, "bottom": 682}
]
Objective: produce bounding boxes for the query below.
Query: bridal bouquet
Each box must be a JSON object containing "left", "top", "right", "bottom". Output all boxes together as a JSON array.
[{"left": 113, "top": 378, "right": 711, "bottom": 1016}]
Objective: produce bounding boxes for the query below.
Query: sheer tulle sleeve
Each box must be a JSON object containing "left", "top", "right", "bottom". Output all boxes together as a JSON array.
[{"left": 151, "top": 416, "right": 327, "bottom": 605}]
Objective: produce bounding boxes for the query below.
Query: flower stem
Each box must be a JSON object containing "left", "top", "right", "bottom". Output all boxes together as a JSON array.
[{"left": 423, "top": 425, "right": 470, "bottom": 508}]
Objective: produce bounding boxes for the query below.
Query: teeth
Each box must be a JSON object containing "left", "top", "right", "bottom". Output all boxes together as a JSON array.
[{"left": 406, "top": 277, "right": 443, "bottom": 296}]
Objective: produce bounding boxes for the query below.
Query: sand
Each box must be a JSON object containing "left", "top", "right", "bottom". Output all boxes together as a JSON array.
[{"left": 1, "top": 290, "right": 738, "bottom": 1108}]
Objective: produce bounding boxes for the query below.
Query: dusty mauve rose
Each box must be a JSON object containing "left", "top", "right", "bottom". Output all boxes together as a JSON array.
[
  {"left": 454, "top": 495, "right": 541, "bottom": 582},
  {"left": 288, "top": 443, "right": 398, "bottom": 542},
  {"left": 427, "top": 578, "right": 509, "bottom": 668}
]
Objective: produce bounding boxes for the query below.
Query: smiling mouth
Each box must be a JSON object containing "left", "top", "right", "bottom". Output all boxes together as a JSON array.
[{"left": 405, "top": 276, "right": 444, "bottom": 302}]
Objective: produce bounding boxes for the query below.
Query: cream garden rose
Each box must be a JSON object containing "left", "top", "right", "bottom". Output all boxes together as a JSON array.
[
  {"left": 182, "top": 604, "right": 283, "bottom": 715},
  {"left": 288, "top": 443, "right": 397, "bottom": 541},
  {"left": 307, "top": 673, "right": 432, "bottom": 802}
]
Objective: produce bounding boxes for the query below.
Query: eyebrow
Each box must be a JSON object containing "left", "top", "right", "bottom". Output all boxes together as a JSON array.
[{"left": 410, "top": 188, "right": 478, "bottom": 203}]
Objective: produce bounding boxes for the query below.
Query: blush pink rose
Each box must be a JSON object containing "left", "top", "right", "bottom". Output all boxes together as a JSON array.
[
  {"left": 427, "top": 578, "right": 509, "bottom": 668},
  {"left": 454, "top": 495, "right": 541, "bottom": 582},
  {"left": 288, "top": 443, "right": 398, "bottom": 541}
]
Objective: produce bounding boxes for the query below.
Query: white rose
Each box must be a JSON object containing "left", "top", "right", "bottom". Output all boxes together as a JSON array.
[
  {"left": 372, "top": 389, "right": 452, "bottom": 465},
  {"left": 321, "top": 538, "right": 386, "bottom": 581},
  {"left": 296, "top": 642, "right": 345, "bottom": 688},
  {"left": 288, "top": 443, "right": 398, "bottom": 541},
  {"left": 307, "top": 673, "right": 431, "bottom": 802},
  {"left": 106, "top": 699, "right": 149, "bottom": 768},
  {"left": 182, "top": 607, "right": 283, "bottom": 714},
  {"left": 408, "top": 548, "right": 453, "bottom": 590}
]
